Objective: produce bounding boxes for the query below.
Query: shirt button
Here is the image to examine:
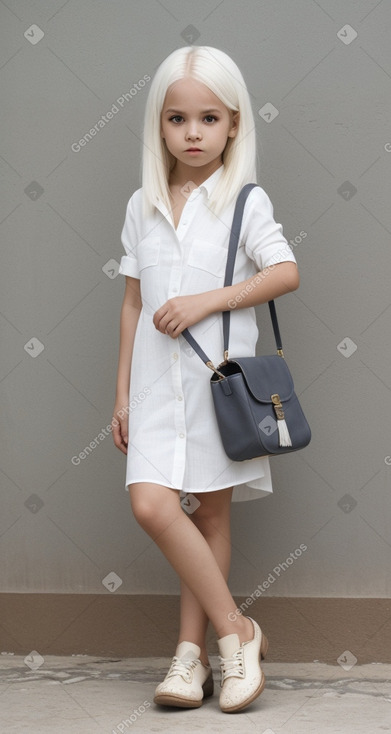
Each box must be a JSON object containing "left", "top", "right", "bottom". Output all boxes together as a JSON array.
[
  {"left": 172, "top": 352, "right": 178, "bottom": 360},
  {"left": 179, "top": 432, "right": 185, "bottom": 438},
  {"left": 177, "top": 395, "right": 183, "bottom": 401}
]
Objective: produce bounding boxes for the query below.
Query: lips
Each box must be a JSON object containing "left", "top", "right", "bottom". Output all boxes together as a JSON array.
[{"left": 186, "top": 148, "right": 202, "bottom": 152}]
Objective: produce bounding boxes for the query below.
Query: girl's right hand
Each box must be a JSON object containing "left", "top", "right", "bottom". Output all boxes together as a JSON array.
[{"left": 112, "top": 398, "right": 129, "bottom": 455}]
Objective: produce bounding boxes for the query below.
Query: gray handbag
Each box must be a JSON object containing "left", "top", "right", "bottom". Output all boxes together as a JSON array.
[{"left": 182, "top": 183, "right": 311, "bottom": 461}]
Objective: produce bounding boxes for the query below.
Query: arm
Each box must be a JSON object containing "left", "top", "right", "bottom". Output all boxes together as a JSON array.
[
  {"left": 153, "top": 261, "right": 299, "bottom": 337},
  {"left": 112, "top": 276, "right": 142, "bottom": 454},
  {"left": 205, "top": 261, "right": 299, "bottom": 312}
]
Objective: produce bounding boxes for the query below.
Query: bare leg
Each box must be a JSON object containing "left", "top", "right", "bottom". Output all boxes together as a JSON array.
[
  {"left": 129, "top": 482, "right": 253, "bottom": 643},
  {"left": 178, "top": 488, "right": 233, "bottom": 664}
]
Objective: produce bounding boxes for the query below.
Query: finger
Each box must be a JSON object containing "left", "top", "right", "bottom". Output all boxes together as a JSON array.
[
  {"left": 157, "top": 313, "right": 172, "bottom": 334},
  {"left": 112, "top": 417, "right": 128, "bottom": 453},
  {"left": 111, "top": 419, "right": 121, "bottom": 446},
  {"left": 167, "top": 322, "right": 181, "bottom": 338},
  {"left": 153, "top": 304, "right": 168, "bottom": 330},
  {"left": 152, "top": 312, "right": 159, "bottom": 329},
  {"left": 154, "top": 314, "right": 167, "bottom": 332},
  {"left": 118, "top": 441, "right": 128, "bottom": 455},
  {"left": 121, "top": 417, "right": 128, "bottom": 447}
]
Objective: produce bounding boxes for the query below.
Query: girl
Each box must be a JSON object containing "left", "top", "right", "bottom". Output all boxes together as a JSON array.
[{"left": 112, "top": 46, "right": 299, "bottom": 714}]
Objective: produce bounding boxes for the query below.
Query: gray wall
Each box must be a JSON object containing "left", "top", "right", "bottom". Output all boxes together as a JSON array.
[{"left": 1, "top": 0, "right": 390, "bottom": 597}]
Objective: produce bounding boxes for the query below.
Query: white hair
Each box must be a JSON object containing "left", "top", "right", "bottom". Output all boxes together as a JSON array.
[{"left": 142, "top": 46, "right": 257, "bottom": 218}]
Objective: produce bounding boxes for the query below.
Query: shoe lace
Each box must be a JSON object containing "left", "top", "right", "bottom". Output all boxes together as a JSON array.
[
  {"left": 219, "top": 649, "right": 245, "bottom": 684},
  {"left": 166, "top": 656, "right": 198, "bottom": 683}
]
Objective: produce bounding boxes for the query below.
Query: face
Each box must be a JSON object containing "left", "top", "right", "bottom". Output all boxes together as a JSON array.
[{"left": 160, "top": 77, "right": 238, "bottom": 180}]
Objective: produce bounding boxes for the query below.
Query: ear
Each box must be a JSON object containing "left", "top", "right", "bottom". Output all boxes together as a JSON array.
[{"left": 227, "top": 111, "right": 239, "bottom": 138}]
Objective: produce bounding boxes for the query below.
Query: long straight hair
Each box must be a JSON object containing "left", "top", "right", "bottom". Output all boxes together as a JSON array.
[{"left": 142, "top": 46, "right": 257, "bottom": 218}]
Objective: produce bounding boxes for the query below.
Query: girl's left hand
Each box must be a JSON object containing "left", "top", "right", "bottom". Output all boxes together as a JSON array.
[{"left": 153, "top": 294, "right": 210, "bottom": 338}]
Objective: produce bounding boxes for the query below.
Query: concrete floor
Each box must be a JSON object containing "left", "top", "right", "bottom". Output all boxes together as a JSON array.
[{"left": 1, "top": 655, "right": 390, "bottom": 733}]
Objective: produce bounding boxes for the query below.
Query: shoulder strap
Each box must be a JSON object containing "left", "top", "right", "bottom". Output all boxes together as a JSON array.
[
  {"left": 221, "top": 183, "right": 258, "bottom": 355},
  {"left": 182, "top": 184, "right": 284, "bottom": 370}
]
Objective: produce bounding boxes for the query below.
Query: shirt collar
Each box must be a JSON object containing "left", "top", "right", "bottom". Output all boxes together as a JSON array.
[
  {"left": 197, "top": 164, "right": 224, "bottom": 198},
  {"left": 154, "top": 164, "right": 224, "bottom": 220}
]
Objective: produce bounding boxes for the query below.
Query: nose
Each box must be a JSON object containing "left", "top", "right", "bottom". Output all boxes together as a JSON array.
[{"left": 185, "top": 121, "right": 202, "bottom": 141}]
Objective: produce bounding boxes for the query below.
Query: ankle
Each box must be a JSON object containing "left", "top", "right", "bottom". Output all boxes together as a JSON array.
[
  {"left": 218, "top": 614, "right": 254, "bottom": 645},
  {"left": 177, "top": 639, "right": 209, "bottom": 667},
  {"left": 235, "top": 615, "right": 254, "bottom": 645}
]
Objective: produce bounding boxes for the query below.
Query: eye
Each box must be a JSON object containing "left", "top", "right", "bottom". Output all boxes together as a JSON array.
[
  {"left": 204, "top": 115, "right": 217, "bottom": 123},
  {"left": 169, "top": 115, "right": 183, "bottom": 124}
]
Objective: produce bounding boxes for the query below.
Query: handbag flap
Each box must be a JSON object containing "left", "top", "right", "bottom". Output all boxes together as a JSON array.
[{"left": 228, "top": 355, "right": 294, "bottom": 403}]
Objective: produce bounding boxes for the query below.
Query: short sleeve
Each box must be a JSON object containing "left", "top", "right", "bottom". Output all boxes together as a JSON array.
[
  {"left": 242, "top": 186, "right": 297, "bottom": 271},
  {"left": 118, "top": 193, "right": 140, "bottom": 279}
]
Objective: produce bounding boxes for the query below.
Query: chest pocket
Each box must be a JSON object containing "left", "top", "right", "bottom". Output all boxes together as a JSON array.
[
  {"left": 137, "top": 238, "right": 160, "bottom": 270},
  {"left": 187, "top": 238, "right": 227, "bottom": 278}
]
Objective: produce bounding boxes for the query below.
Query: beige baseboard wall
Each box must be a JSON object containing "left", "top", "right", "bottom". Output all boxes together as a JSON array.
[{"left": 1, "top": 595, "right": 390, "bottom": 664}]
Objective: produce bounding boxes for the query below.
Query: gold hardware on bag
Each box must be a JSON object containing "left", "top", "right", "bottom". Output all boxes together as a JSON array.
[
  {"left": 223, "top": 349, "right": 229, "bottom": 363},
  {"left": 271, "top": 393, "right": 292, "bottom": 447},
  {"left": 206, "top": 361, "right": 225, "bottom": 380},
  {"left": 271, "top": 393, "right": 285, "bottom": 420},
  {"left": 277, "top": 349, "right": 285, "bottom": 358}
]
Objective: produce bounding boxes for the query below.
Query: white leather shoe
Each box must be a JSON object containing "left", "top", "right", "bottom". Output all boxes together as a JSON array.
[
  {"left": 217, "top": 617, "right": 268, "bottom": 713},
  {"left": 154, "top": 641, "right": 214, "bottom": 708}
]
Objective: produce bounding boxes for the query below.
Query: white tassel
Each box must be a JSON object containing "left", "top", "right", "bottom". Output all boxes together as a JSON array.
[
  {"left": 277, "top": 417, "right": 292, "bottom": 447},
  {"left": 271, "top": 393, "right": 293, "bottom": 447}
]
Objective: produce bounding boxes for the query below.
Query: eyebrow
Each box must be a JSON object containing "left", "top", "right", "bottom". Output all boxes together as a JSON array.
[{"left": 164, "top": 108, "right": 221, "bottom": 114}]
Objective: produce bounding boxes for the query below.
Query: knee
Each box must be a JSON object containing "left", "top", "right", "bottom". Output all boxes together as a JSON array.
[
  {"left": 129, "top": 484, "right": 179, "bottom": 536},
  {"left": 130, "top": 492, "right": 156, "bottom": 532},
  {"left": 190, "top": 498, "right": 229, "bottom": 534}
]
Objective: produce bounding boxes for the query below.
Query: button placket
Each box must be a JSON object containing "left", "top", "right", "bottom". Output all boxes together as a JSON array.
[
  {"left": 167, "top": 192, "right": 202, "bottom": 485},
  {"left": 170, "top": 349, "right": 187, "bottom": 487},
  {"left": 168, "top": 212, "right": 186, "bottom": 296},
  {"left": 175, "top": 192, "right": 199, "bottom": 241}
]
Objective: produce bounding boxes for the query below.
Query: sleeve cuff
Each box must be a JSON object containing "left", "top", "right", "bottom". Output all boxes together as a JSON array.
[
  {"left": 262, "top": 245, "right": 297, "bottom": 270},
  {"left": 118, "top": 255, "right": 139, "bottom": 278}
]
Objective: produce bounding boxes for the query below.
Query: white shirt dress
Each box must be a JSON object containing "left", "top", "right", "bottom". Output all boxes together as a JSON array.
[{"left": 119, "top": 165, "right": 297, "bottom": 501}]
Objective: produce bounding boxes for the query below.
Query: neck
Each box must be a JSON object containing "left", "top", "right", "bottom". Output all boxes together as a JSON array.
[{"left": 169, "top": 160, "right": 223, "bottom": 188}]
